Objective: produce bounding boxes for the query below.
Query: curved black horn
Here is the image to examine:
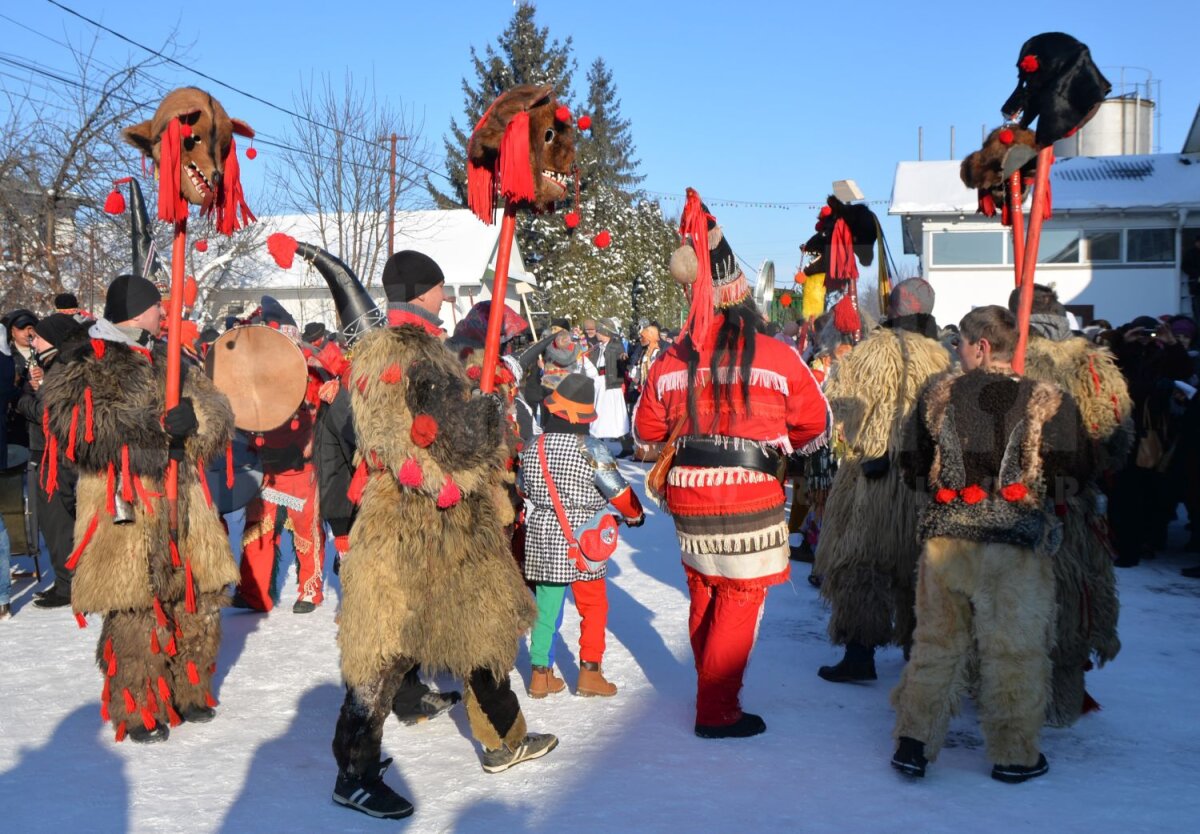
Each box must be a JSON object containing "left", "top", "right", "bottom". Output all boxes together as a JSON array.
[
  {"left": 128, "top": 178, "right": 169, "bottom": 290},
  {"left": 294, "top": 242, "right": 383, "bottom": 344}
]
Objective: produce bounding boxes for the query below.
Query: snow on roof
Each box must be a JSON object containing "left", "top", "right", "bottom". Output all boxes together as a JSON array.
[
  {"left": 242, "top": 209, "right": 529, "bottom": 289},
  {"left": 889, "top": 153, "right": 1200, "bottom": 215}
]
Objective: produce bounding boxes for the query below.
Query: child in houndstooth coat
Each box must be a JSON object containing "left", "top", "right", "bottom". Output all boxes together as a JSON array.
[{"left": 518, "top": 373, "right": 644, "bottom": 698}]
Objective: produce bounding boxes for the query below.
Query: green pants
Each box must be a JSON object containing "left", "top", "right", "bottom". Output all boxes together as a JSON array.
[{"left": 529, "top": 580, "right": 610, "bottom": 667}]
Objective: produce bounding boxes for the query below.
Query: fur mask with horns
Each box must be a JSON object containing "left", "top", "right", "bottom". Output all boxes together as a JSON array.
[
  {"left": 122, "top": 86, "right": 255, "bottom": 234},
  {"left": 800, "top": 196, "right": 878, "bottom": 279},
  {"left": 960, "top": 125, "right": 1039, "bottom": 221},
  {"left": 466, "top": 84, "right": 576, "bottom": 224}
]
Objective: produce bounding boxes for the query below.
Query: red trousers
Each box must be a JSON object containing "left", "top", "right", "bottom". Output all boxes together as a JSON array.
[
  {"left": 238, "top": 465, "right": 325, "bottom": 611},
  {"left": 687, "top": 569, "right": 767, "bottom": 726}
]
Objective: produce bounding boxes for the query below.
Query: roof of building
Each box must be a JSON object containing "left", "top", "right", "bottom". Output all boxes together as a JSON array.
[
  {"left": 239, "top": 208, "right": 529, "bottom": 290},
  {"left": 890, "top": 152, "right": 1200, "bottom": 216}
]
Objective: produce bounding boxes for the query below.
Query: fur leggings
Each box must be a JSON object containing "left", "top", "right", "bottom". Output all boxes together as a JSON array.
[
  {"left": 891, "top": 538, "right": 1054, "bottom": 767},
  {"left": 96, "top": 591, "right": 225, "bottom": 739},
  {"left": 332, "top": 658, "right": 526, "bottom": 777}
]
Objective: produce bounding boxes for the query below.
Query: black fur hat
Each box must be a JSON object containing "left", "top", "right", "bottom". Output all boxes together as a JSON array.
[{"left": 1001, "top": 33, "right": 1111, "bottom": 146}]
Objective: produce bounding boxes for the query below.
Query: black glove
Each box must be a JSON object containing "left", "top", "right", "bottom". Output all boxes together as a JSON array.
[
  {"left": 625, "top": 513, "right": 645, "bottom": 529},
  {"left": 165, "top": 399, "right": 198, "bottom": 460}
]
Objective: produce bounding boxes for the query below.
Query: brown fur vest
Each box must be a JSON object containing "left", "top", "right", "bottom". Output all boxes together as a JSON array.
[
  {"left": 337, "top": 326, "right": 534, "bottom": 688},
  {"left": 41, "top": 339, "right": 238, "bottom": 614}
]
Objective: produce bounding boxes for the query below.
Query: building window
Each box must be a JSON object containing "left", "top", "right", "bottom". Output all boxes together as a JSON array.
[
  {"left": 1037, "top": 229, "right": 1081, "bottom": 264},
  {"left": 1084, "top": 230, "right": 1121, "bottom": 262},
  {"left": 931, "top": 231, "right": 1005, "bottom": 265},
  {"left": 1127, "top": 228, "right": 1175, "bottom": 263}
]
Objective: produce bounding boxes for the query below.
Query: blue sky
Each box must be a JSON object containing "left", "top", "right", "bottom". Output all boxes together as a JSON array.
[{"left": 5, "top": 0, "right": 1197, "bottom": 288}]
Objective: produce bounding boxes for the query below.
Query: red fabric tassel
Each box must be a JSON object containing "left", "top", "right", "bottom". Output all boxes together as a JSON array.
[
  {"left": 45, "top": 434, "right": 59, "bottom": 498},
  {"left": 120, "top": 445, "right": 133, "bottom": 502},
  {"left": 91, "top": 339, "right": 106, "bottom": 359},
  {"left": 105, "top": 463, "right": 116, "bottom": 517},
  {"left": 165, "top": 635, "right": 178, "bottom": 657},
  {"left": 122, "top": 688, "right": 137, "bottom": 715},
  {"left": 187, "top": 661, "right": 200, "bottom": 686},
  {"left": 84, "top": 387, "right": 95, "bottom": 442},
  {"left": 132, "top": 475, "right": 155, "bottom": 515},
  {"left": 196, "top": 460, "right": 213, "bottom": 508},
  {"left": 150, "top": 629, "right": 161, "bottom": 654},
  {"left": 226, "top": 443, "right": 235, "bottom": 489},
  {"left": 75, "top": 612, "right": 88, "bottom": 629},
  {"left": 104, "top": 188, "right": 126, "bottom": 215},
  {"left": 679, "top": 188, "right": 715, "bottom": 350},
  {"left": 205, "top": 692, "right": 218, "bottom": 708},
  {"left": 65, "top": 513, "right": 99, "bottom": 570},
  {"left": 157, "top": 118, "right": 189, "bottom": 224},
  {"left": 157, "top": 676, "right": 171, "bottom": 704},
  {"left": 829, "top": 219, "right": 859, "bottom": 280},
  {"left": 67, "top": 406, "right": 79, "bottom": 462},
  {"left": 145, "top": 683, "right": 159, "bottom": 715},
  {"left": 498, "top": 111, "right": 535, "bottom": 203},
  {"left": 1001, "top": 200, "right": 1012, "bottom": 227},
  {"left": 166, "top": 705, "right": 182, "bottom": 727},
  {"left": 978, "top": 191, "right": 996, "bottom": 218},
  {"left": 213, "top": 136, "right": 256, "bottom": 235},
  {"left": 467, "top": 159, "right": 495, "bottom": 225},
  {"left": 100, "top": 680, "right": 110, "bottom": 721},
  {"left": 348, "top": 460, "right": 370, "bottom": 505},
  {"left": 103, "top": 638, "right": 113, "bottom": 664},
  {"left": 115, "top": 722, "right": 127, "bottom": 743},
  {"left": 153, "top": 597, "right": 168, "bottom": 628},
  {"left": 185, "top": 558, "right": 197, "bottom": 614},
  {"left": 140, "top": 708, "right": 156, "bottom": 732},
  {"left": 169, "top": 538, "right": 181, "bottom": 568},
  {"left": 832, "top": 295, "right": 861, "bottom": 336},
  {"left": 107, "top": 651, "right": 118, "bottom": 678},
  {"left": 267, "top": 232, "right": 299, "bottom": 268}
]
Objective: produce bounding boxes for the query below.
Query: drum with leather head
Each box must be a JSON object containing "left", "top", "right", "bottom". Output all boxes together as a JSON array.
[{"left": 205, "top": 325, "right": 308, "bottom": 432}]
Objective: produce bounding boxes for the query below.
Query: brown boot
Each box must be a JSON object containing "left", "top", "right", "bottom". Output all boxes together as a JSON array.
[
  {"left": 528, "top": 666, "right": 566, "bottom": 699},
  {"left": 576, "top": 661, "right": 617, "bottom": 697}
]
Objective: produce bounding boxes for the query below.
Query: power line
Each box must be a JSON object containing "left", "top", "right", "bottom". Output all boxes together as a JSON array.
[{"left": 43, "top": 0, "right": 451, "bottom": 183}]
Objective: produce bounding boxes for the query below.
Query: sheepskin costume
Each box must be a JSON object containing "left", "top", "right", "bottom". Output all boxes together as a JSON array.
[{"left": 41, "top": 336, "right": 237, "bottom": 740}]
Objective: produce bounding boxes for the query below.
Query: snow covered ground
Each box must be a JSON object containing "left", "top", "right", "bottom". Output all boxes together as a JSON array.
[{"left": 2, "top": 461, "right": 1198, "bottom": 833}]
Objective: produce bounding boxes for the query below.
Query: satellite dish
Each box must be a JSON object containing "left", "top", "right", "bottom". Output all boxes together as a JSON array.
[{"left": 753, "top": 259, "right": 775, "bottom": 314}]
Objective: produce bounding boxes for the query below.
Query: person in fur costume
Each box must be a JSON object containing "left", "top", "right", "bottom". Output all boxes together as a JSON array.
[
  {"left": 635, "top": 191, "right": 830, "bottom": 739},
  {"left": 1007, "top": 285, "right": 1130, "bottom": 726},
  {"left": 891, "top": 305, "right": 1096, "bottom": 783},
  {"left": 330, "top": 251, "right": 553, "bottom": 821},
  {"left": 41, "top": 274, "right": 239, "bottom": 743},
  {"left": 815, "top": 279, "right": 951, "bottom": 682}
]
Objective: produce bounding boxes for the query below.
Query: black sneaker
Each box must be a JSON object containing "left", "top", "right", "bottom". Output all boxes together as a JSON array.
[
  {"left": 292, "top": 599, "right": 317, "bottom": 614},
  {"left": 33, "top": 585, "right": 59, "bottom": 601},
  {"left": 891, "top": 736, "right": 927, "bottom": 777},
  {"left": 991, "top": 754, "right": 1049, "bottom": 784},
  {"left": 128, "top": 722, "right": 170, "bottom": 744},
  {"left": 818, "top": 644, "right": 877, "bottom": 683},
  {"left": 181, "top": 705, "right": 216, "bottom": 723},
  {"left": 480, "top": 733, "right": 559, "bottom": 773},
  {"left": 333, "top": 758, "right": 414, "bottom": 820},
  {"left": 695, "top": 712, "right": 767, "bottom": 739},
  {"left": 395, "top": 690, "right": 462, "bottom": 726},
  {"left": 33, "top": 593, "right": 71, "bottom": 609}
]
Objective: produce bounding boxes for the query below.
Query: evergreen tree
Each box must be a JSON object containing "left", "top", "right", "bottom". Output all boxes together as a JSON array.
[
  {"left": 574, "top": 58, "right": 644, "bottom": 201},
  {"left": 426, "top": 2, "right": 576, "bottom": 208}
]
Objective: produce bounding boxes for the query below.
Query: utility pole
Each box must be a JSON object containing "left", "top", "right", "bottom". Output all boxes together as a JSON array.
[{"left": 378, "top": 133, "right": 406, "bottom": 259}]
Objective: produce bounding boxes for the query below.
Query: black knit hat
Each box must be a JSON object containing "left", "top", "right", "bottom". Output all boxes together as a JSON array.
[
  {"left": 542, "top": 372, "right": 597, "bottom": 424},
  {"left": 34, "top": 313, "right": 86, "bottom": 348},
  {"left": 104, "top": 274, "right": 160, "bottom": 323},
  {"left": 302, "top": 321, "right": 328, "bottom": 342},
  {"left": 54, "top": 293, "right": 79, "bottom": 311},
  {"left": 382, "top": 250, "right": 445, "bottom": 303}
]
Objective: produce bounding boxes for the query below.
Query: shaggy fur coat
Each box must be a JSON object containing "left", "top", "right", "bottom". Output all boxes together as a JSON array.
[
  {"left": 1023, "top": 336, "right": 1131, "bottom": 726},
  {"left": 336, "top": 325, "right": 535, "bottom": 690},
  {"left": 817, "top": 326, "right": 950, "bottom": 648}
]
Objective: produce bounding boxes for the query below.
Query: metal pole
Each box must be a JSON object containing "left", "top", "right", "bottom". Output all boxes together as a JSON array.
[{"left": 918, "top": 126, "right": 923, "bottom": 161}]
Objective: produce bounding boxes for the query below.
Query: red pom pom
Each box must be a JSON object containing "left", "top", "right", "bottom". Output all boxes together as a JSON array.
[
  {"left": 961, "top": 485, "right": 988, "bottom": 505},
  {"left": 398, "top": 458, "right": 423, "bottom": 488},
  {"left": 437, "top": 476, "right": 462, "bottom": 509},
  {"left": 1000, "top": 483, "right": 1029, "bottom": 502},
  {"left": 104, "top": 189, "right": 126, "bottom": 215},
  {"left": 832, "top": 296, "right": 860, "bottom": 334},
  {"left": 410, "top": 414, "right": 438, "bottom": 448},
  {"left": 819, "top": 206, "right": 833, "bottom": 219},
  {"left": 1019, "top": 54, "right": 1039, "bottom": 74},
  {"left": 267, "top": 233, "right": 299, "bottom": 269},
  {"left": 380, "top": 363, "right": 403, "bottom": 384},
  {"left": 564, "top": 211, "right": 581, "bottom": 229},
  {"left": 194, "top": 239, "right": 208, "bottom": 252},
  {"left": 555, "top": 105, "right": 571, "bottom": 123},
  {"left": 180, "top": 123, "right": 192, "bottom": 138},
  {"left": 935, "top": 488, "right": 958, "bottom": 504},
  {"left": 593, "top": 230, "right": 612, "bottom": 249},
  {"left": 779, "top": 293, "right": 793, "bottom": 308},
  {"left": 998, "top": 128, "right": 1015, "bottom": 146},
  {"left": 577, "top": 115, "right": 592, "bottom": 131},
  {"left": 246, "top": 147, "right": 258, "bottom": 160},
  {"left": 466, "top": 365, "right": 483, "bottom": 381}
]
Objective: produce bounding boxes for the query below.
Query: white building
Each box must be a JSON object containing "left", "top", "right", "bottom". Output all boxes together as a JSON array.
[{"left": 205, "top": 209, "right": 538, "bottom": 332}]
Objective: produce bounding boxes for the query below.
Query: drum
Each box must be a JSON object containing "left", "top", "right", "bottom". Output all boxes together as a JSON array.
[{"left": 206, "top": 324, "right": 308, "bottom": 432}]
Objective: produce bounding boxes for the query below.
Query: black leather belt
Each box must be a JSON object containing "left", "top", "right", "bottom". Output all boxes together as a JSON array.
[{"left": 674, "top": 437, "right": 782, "bottom": 477}]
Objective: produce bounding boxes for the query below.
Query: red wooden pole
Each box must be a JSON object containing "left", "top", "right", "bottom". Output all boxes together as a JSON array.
[
  {"left": 479, "top": 203, "right": 519, "bottom": 395},
  {"left": 1008, "top": 170, "right": 1025, "bottom": 288},
  {"left": 165, "top": 219, "right": 187, "bottom": 533},
  {"left": 1012, "top": 146, "right": 1054, "bottom": 375}
]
